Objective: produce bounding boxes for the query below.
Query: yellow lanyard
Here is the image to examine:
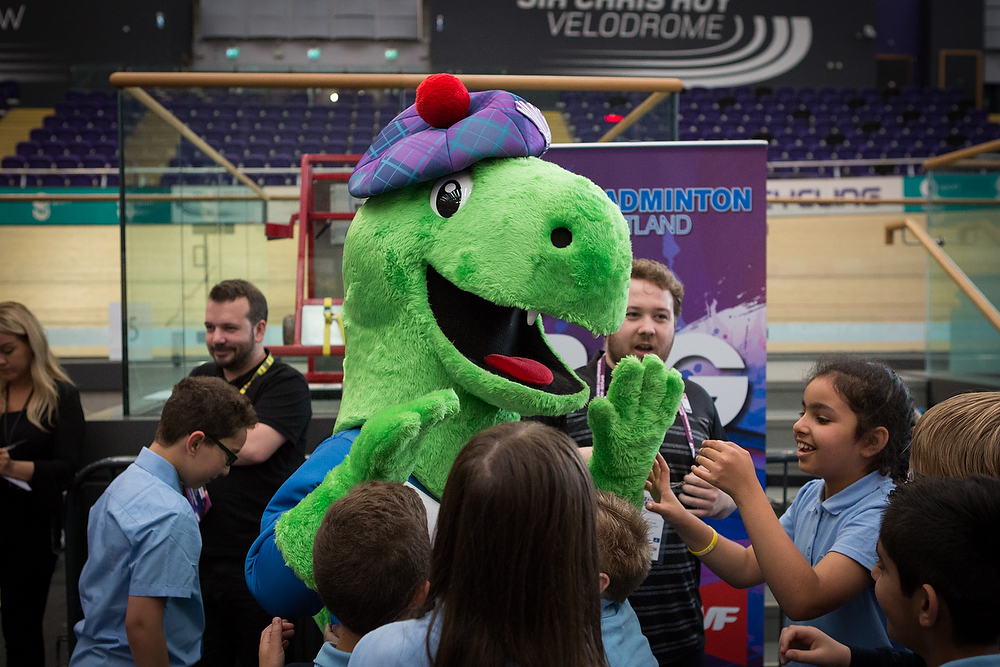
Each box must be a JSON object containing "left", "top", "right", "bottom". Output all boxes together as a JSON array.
[{"left": 240, "top": 353, "right": 274, "bottom": 395}]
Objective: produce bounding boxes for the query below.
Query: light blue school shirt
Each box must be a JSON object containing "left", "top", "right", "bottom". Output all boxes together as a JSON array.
[
  {"left": 602, "top": 598, "right": 657, "bottom": 667},
  {"left": 314, "top": 642, "right": 352, "bottom": 667},
  {"left": 941, "top": 656, "right": 1000, "bottom": 667},
  {"left": 348, "top": 612, "right": 438, "bottom": 667},
  {"left": 70, "top": 447, "right": 204, "bottom": 667},
  {"left": 778, "top": 470, "right": 894, "bottom": 665}
]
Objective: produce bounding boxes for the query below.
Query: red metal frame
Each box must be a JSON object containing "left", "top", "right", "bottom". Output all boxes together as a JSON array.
[{"left": 268, "top": 154, "right": 362, "bottom": 383}]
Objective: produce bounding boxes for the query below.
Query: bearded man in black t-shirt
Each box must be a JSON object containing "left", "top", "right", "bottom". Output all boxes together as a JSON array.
[
  {"left": 542, "top": 259, "right": 737, "bottom": 667},
  {"left": 189, "top": 280, "right": 311, "bottom": 667}
]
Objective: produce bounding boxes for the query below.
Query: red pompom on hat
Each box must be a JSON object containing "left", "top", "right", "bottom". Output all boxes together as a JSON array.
[{"left": 415, "top": 73, "right": 471, "bottom": 128}]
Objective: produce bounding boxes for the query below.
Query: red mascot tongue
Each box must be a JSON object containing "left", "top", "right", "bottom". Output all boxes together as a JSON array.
[{"left": 484, "top": 354, "right": 554, "bottom": 387}]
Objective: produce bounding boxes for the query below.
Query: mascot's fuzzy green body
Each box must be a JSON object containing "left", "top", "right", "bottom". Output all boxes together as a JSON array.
[{"left": 273, "top": 75, "right": 683, "bottom": 590}]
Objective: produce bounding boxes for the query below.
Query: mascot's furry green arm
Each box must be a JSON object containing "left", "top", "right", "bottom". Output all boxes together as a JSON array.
[{"left": 261, "top": 74, "right": 683, "bottom": 595}]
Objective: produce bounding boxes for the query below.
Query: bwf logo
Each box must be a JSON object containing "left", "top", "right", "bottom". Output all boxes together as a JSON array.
[{"left": 0, "top": 5, "right": 24, "bottom": 30}]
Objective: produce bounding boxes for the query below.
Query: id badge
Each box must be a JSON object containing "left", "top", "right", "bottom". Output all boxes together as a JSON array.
[{"left": 642, "top": 489, "right": 665, "bottom": 561}]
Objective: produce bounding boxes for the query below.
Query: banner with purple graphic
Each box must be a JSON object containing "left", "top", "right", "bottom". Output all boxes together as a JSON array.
[{"left": 543, "top": 141, "right": 767, "bottom": 667}]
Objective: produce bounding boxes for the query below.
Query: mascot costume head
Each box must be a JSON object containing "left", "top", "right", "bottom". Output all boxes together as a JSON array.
[{"left": 256, "top": 74, "right": 683, "bottom": 606}]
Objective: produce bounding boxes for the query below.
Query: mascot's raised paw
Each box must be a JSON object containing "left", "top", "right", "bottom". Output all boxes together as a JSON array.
[
  {"left": 587, "top": 355, "right": 684, "bottom": 506},
  {"left": 275, "top": 389, "right": 459, "bottom": 587}
]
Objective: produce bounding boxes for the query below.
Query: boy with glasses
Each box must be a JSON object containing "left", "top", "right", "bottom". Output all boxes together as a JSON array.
[{"left": 70, "top": 377, "right": 257, "bottom": 667}]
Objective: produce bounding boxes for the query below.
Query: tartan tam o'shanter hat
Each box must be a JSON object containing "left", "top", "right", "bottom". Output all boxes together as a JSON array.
[{"left": 348, "top": 74, "right": 552, "bottom": 198}]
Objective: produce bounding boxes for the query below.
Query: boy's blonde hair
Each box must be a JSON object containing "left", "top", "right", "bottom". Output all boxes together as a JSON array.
[
  {"left": 596, "top": 490, "right": 652, "bottom": 604},
  {"left": 910, "top": 392, "right": 1000, "bottom": 478}
]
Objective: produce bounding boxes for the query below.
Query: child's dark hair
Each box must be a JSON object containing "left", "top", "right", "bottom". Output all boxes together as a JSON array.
[
  {"left": 595, "top": 490, "right": 652, "bottom": 604},
  {"left": 807, "top": 356, "right": 914, "bottom": 480},
  {"left": 880, "top": 475, "right": 1000, "bottom": 646},
  {"left": 426, "top": 421, "right": 607, "bottom": 667},
  {"left": 155, "top": 376, "right": 257, "bottom": 444},
  {"left": 312, "top": 481, "right": 430, "bottom": 636}
]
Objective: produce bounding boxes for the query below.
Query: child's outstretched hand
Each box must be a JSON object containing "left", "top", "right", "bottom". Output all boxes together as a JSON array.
[
  {"left": 259, "top": 617, "right": 295, "bottom": 667},
  {"left": 778, "top": 625, "right": 851, "bottom": 667},
  {"left": 644, "top": 453, "right": 686, "bottom": 521},
  {"left": 691, "top": 439, "right": 758, "bottom": 502}
]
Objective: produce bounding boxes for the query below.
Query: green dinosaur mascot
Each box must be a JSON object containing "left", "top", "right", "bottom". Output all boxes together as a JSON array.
[{"left": 245, "top": 74, "right": 684, "bottom": 617}]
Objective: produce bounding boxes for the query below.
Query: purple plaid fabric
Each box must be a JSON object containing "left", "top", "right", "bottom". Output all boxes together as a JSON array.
[{"left": 348, "top": 89, "right": 551, "bottom": 198}]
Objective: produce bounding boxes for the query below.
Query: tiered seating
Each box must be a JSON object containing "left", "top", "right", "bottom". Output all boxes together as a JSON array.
[
  {"left": 2, "top": 90, "right": 127, "bottom": 187},
  {"left": 1, "top": 88, "right": 418, "bottom": 188},
  {"left": 158, "top": 89, "right": 415, "bottom": 187},
  {"left": 561, "top": 86, "right": 1000, "bottom": 177}
]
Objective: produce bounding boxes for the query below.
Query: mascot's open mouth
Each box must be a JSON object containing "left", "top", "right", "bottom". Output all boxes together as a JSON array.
[{"left": 426, "top": 265, "right": 584, "bottom": 395}]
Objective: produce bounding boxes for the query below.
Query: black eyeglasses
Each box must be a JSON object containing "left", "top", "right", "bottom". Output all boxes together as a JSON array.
[{"left": 203, "top": 433, "right": 239, "bottom": 466}]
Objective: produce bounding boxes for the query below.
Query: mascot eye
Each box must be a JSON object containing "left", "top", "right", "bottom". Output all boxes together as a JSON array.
[{"left": 430, "top": 170, "right": 473, "bottom": 218}]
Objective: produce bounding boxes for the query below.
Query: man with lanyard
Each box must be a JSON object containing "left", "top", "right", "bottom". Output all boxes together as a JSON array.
[
  {"left": 542, "top": 258, "right": 736, "bottom": 667},
  {"left": 190, "top": 279, "right": 311, "bottom": 667}
]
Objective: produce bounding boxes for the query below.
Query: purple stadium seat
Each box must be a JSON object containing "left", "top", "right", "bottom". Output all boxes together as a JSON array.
[
  {"left": 37, "top": 174, "right": 66, "bottom": 187},
  {"left": 241, "top": 155, "right": 266, "bottom": 168},
  {"left": 300, "top": 140, "right": 323, "bottom": 155},
  {"left": 80, "top": 130, "right": 102, "bottom": 144},
  {"left": 82, "top": 155, "right": 110, "bottom": 169},
  {"left": 16, "top": 141, "right": 41, "bottom": 157},
  {"left": 263, "top": 174, "right": 292, "bottom": 186},
  {"left": 55, "top": 156, "right": 80, "bottom": 169},
  {"left": 248, "top": 139, "right": 271, "bottom": 155},
  {"left": 273, "top": 140, "right": 296, "bottom": 156},
  {"left": 27, "top": 155, "right": 53, "bottom": 169},
  {"left": 68, "top": 175, "right": 98, "bottom": 187},
  {"left": 268, "top": 154, "right": 296, "bottom": 168},
  {"left": 106, "top": 174, "right": 119, "bottom": 187},
  {"left": 30, "top": 128, "right": 52, "bottom": 142},
  {"left": 2, "top": 155, "right": 25, "bottom": 168},
  {"left": 92, "top": 141, "right": 117, "bottom": 157},
  {"left": 68, "top": 141, "right": 93, "bottom": 157}
]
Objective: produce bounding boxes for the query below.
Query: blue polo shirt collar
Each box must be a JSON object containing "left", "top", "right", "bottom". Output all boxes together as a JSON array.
[
  {"left": 821, "top": 470, "right": 887, "bottom": 516},
  {"left": 135, "top": 446, "right": 182, "bottom": 494}
]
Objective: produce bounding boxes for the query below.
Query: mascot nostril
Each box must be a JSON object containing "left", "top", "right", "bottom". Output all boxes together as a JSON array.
[{"left": 551, "top": 227, "right": 573, "bottom": 248}]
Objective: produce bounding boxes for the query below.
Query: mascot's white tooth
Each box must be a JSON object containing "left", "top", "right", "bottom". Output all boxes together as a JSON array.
[{"left": 526, "top": 310, "right": 539, "bottom": 326}]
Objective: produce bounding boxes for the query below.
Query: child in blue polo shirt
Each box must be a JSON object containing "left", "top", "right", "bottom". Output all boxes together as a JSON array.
[
  {"left": 70, "top": 376, "right": 256, "bottom": 667},
  {"left": 258, "top": 481, "right": 431, "bottom": 667},
  {"left": 646, "top": 356, "right": 915, "bottom": 666},
  {"left": 595, "top": 490, "right": 657, "bottom": 667}
]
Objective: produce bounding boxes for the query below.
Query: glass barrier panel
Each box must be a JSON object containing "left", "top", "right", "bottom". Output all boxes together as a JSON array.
[{"left": 923, "top": 168, "right": 1000, "bottom": 378}]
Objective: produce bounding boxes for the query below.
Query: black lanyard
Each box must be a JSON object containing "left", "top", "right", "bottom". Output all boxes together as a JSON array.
[{"left": 2, "top": 386, "right": 33, "bottom": 450}]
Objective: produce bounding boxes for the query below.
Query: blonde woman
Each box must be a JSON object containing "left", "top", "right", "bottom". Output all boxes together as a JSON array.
[{"left": 0, "top": 301, "right": 85, "bottom": 667}]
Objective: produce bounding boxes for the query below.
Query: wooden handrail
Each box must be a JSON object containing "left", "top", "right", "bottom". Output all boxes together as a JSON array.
[
  {"left": 769, "top": 196, "right": 1000, "bottom": 206},
  {"left": 598, "top": 91, "right": 668, "bottom": 142},
  {"left": 885, "top": 218, "right": 1000, "bottom": 334},
  {"left": 111, "top": 72, "right": 684, "bottom": 201},
  {"left": 109, "top": 72, "right": 684, "bottom": 93},
  {"left": 923, "top": 137, "right": 1000, "bottom": 170},
  {"left": 8, "top": 194, "right": 1000, "bottom": 206},
  {"left": 126, "top": 87, "right": 269, "bottom": 200}
]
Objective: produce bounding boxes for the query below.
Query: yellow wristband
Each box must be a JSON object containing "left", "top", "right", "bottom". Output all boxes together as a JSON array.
[{"left": 688, "top": 528, "right": 719, "bottom": 557}]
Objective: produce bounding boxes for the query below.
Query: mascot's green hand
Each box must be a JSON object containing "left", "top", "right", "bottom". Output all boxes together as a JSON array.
[
  {"left": 587, "top": 355, "right": 684, "bottom": 507},
  {"left": 275, "top": 388, "right": 460, "bottom": 588}
]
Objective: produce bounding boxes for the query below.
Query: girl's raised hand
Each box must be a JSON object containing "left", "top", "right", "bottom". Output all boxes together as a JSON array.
[
  {"left": 645, "top": 453, "right": 686, "bottom": 520},
  {"left": 691, "top": 440, "right": 758, "bottom": 501}
]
